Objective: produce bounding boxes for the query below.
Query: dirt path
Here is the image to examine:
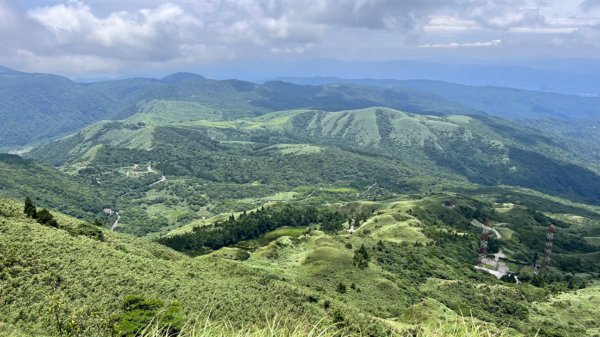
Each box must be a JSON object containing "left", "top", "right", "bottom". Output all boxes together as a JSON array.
[
  {"left": 149, "top": 175, "right": 166, "bottom": 187},
  {"left": 111, "top": 211, "right": 120, "bottom": 231}
]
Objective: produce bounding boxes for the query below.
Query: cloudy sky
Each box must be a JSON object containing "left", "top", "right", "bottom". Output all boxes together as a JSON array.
[{"left": 1, "top": 0, "right": 600, "bottom": 77}]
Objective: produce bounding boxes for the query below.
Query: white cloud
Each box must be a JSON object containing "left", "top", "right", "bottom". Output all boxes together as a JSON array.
[
  {"left": 424, "top": 16, "right": 480, "bottom": 32},
  {"left": 419, "top": 39, "right": 502, "bottom": 48},
  {"left": 0, "top": 0, "right": 600, "bottom": 75},
  {"left": 509, "top": 27, "right": 578, "bottom": 33},
  {"left": 27, "top": 2, "right": 206, "bottom": 60}
]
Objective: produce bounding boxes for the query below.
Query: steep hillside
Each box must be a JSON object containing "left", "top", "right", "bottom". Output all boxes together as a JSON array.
[
  {"left": 0, "top": 69, "right": 113, "bottom": 150},
  {"left": 2, "top": 193, "right": 598, "bottom": 337},
  {"left": 0, "top": 154, "right": 106, "bottom": 220},
  {"left": 0, "top": 198, "right": 342, "bottom": 336}
]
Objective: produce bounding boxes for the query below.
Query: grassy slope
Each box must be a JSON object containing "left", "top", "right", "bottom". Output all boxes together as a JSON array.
[
  {"left": 0, "top": 198, "right": 336, "bottom": 336},
  {"left": 0, "top": 154, "right": 106, "bottom": 219},
  {"left": 0, "top": 197, "right": 523, "bottom": 336},
  {"left": 529, "top": 282, "right": 600, "bottom": 336},
  {"left": 3, "top": 192, "right": 600, "bottom": 336}
]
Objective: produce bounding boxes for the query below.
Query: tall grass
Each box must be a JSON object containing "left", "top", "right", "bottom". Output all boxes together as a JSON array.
[
  {"left": 138, "top": 316, "right": 342, "bottom": 337},
  {"left": 138, "top": 315, "right": 519, "bottom": 337}
]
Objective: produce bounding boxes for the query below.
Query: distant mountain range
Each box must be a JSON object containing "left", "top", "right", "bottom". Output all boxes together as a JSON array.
[
  {"left": 277, "top": 77, "right": 600, "bottom": 121},
  {"left": 2, "top": 66, "right": 600, "bottom": 151}
]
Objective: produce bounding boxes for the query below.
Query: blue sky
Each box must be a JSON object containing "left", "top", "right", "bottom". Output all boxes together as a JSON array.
[{"left": 1, "top": 0, "right": 600, "bottom": 77}]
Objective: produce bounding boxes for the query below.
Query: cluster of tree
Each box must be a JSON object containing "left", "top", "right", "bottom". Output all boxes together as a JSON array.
[
  {"left": 24, "top": 197, "right": 58, "bottom": 228},
  {"left": 346, "top": 210, "right": 374, "bottom": 230},
  {"left": 353, "top": 244, "right": 370, "bottom": 269},
  {"left": 23, "top": 197, "right": 105, "bottom": 241},
  {"left": 159, "top": 204, "right": 346, "bottom": 255}
]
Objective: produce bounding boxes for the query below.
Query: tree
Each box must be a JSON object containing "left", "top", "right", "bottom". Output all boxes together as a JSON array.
[
  {"left": 23, "top": 197, "right": 37, "bottom": 219},
  {"left": 353, "top": 244, "right": 370, "bottom": 269},
  {"left": 336, "top": 282, "right": 347, "bottom": 294},
  {"left": 37, "top": 209, "right": 58, "bottom": 228},
  {"left": 92, "top": 219, "right": 104, "bottom": 227}
]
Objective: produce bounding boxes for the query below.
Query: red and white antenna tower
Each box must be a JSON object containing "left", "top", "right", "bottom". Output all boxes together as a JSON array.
[
  {"left": 540, "top": 224, "right": 557, "bottom": 271},
  {"left": 478, "top": 217, "right": 490, "bottom": 265}
]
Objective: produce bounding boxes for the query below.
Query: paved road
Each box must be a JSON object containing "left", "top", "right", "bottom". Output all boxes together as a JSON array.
[
  {"left": 111, "top": 211, "right": 120, "bottom": 231},
  {"left": 471, "top": 219, "right": 502, "bottom": 239}
]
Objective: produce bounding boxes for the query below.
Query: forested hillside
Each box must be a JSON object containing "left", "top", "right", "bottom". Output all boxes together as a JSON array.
[{"left": 0, "top": 68, "right": 473, "bottom": 150}]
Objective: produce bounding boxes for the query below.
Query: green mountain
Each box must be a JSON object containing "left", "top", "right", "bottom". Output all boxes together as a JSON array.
[
  {"left": 26, "top": 105, "right": 600, "bottom": 237},
  {"left": 0, "top": 70, "right": 113, "bottom": 150},
  {"left": 278, "top": 77, "right": 600, "bottom": 121},
  {"left": 0, "top": 68, "right": 477, "bottom": 151},
  {"left": 396, "top": 80, "right": 600, "bottom": 121}
]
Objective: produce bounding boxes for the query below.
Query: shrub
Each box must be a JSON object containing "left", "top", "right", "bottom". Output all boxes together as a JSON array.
[
  {"left": 68, "top": 223, "right": 105, "bottom": 241},
  {"left": 112, "top": 295, "right": 182, "bottom": 337},
  {"left": 36, "top": 209, "right": 58, "bottom": 228}
]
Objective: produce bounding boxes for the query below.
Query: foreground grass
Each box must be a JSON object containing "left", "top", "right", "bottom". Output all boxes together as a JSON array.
[{"left": 137, "top": 316, "right": 517, "bottom": 337}]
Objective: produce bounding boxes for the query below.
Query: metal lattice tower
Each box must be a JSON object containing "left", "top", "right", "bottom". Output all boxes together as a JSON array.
[
  {"left": 478, "top": 217, "right": 490, "bottom": 265},
  {"left": 540, "top": 224, "right": 557, "bottom": 271}
]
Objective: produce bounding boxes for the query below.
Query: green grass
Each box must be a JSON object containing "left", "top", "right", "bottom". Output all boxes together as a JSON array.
[
  {"left": 263, "top": 144, "right": 324, "bottom": 155},
  {"left": 128, "top": 100, "right": 221, "bottom": 124},
  {"left": 2, "top": 192, "right": 600, "bottom": 337},
  {"left": 237, "top": 227, "right": 308, "bottom": 249},
  {"left": 529, "top": 283, "right": 600, "bottom": 336},
  {"left": 130, "top": 314, "right": 521, "bottom": 337},
  {"left": 0, "top": 198, "right": 336, "bottom": 336}
]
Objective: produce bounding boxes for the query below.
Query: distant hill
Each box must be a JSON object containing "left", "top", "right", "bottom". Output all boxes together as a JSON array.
[
  {"left": 27, "top": 106, "right": 600, "bottom": 237},
  {"left": 0, "top": 68, "right": 475, "bottom": 150},
  {"left": 278, "top": 77, "right": 600, "bottom": 120},
  {"left": 5, "top": 67, "right": 600, "bottom": 152},
  {"left": 0, "top": 70, "right": 113, "bottom": 150}
]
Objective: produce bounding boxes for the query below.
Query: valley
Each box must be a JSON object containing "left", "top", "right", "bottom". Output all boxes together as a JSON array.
[{"left": 1, "top": 69, "right": 599, "bottom": 337}]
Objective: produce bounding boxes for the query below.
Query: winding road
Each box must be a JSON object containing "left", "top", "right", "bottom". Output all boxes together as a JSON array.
[
  {"left": 111, "top": 211, "right": 120, "bottom": 231},
  {"left": 149, "top": 175, "right": 166, "bottom": 187},
  {"left": 471, "top": 219, "right": 502, "bottom": 239}
]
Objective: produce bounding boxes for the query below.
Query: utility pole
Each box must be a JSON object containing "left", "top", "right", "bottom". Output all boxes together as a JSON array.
[
  {"left": 478, "top": 217, "right": 490, "bottom": 265},
  {"left": 540, "top": 224, "right": 557, "bottom": 271}
]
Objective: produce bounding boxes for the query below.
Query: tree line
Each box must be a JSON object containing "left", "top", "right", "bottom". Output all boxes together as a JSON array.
[{"left": 158, "top": 204, "right": 347, "bottom": 255}]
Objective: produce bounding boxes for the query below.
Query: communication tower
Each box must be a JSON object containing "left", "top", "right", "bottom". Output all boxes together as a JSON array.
[{"left": 540, "top": 224, "right": 557, "bottom": 271}]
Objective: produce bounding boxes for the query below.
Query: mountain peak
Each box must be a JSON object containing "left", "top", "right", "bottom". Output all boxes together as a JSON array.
[{"left": 161, "top": 72, "right": 206, "bottom": 83}]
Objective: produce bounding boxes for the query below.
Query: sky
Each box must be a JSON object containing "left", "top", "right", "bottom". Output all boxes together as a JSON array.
[{"left": 1, "top": 0, "right": 600, "bottom": 77}]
